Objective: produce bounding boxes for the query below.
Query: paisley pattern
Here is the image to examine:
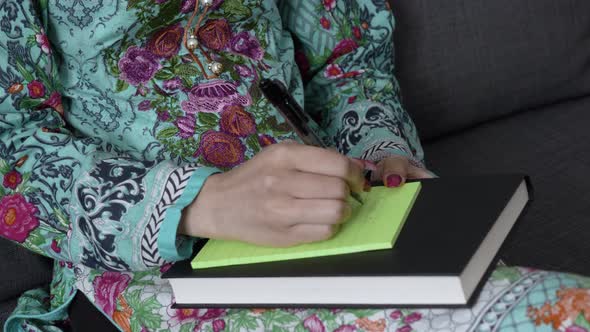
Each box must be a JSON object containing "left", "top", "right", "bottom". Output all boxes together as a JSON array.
[{"left": 0, "top": 1, "right": 589, "bottom": 332}]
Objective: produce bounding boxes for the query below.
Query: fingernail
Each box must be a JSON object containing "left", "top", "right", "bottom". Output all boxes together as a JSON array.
[
  {"left": 386, "top": 174, "right": 403, "bottom": 188},
  {"left": 364, "top": 179, "right": 372, "bottom": 192}
]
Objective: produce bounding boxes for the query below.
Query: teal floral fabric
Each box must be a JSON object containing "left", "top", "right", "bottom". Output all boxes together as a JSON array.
[{"left": 1, "top": 1, "right": 589, "bottom": 331}]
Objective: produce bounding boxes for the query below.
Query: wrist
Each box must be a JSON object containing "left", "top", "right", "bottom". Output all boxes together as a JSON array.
[{"left": 178, "top": 173, "right": 222, "bottom": 238}]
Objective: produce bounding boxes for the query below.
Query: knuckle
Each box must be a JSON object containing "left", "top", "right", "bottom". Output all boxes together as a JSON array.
[
  {"left": 262, "top": 174, "right": 279, "bottom": 191},
  {"left": 329, "top": 201, "right": 349, "bottom": 222},
  {"left": 334, "top": 180, "right": 350, "bottom": 199},
  {"left": 269, "top": 144, "right": 290, "bottom": 163}
]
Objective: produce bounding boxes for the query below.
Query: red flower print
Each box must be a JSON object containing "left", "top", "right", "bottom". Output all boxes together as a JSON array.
[
  {"left": 396, "top": 326, "right": 412, "bottom": 332},
  {"left": 342, "top": 70, "right": 365, "bottom": 79},
  {"left": 327, "top": 39, "right": 359, "bottom": 64},
  {"left": 389, "top": 310, "right": 402, "bottom": 320},
  {"left": 324, "top": 64, "right": 344, "bottom": 79},
  {"left": 565, "top": 326, "right": 588, "bottom": 332},
  {"left": 353, "top": 26, "right": 362, "bottom": 39},
  {"left": 258, "top": 134, "right": 277, "bottom": 147},
  {"left": 197, "top": 19, "right": 232, "bottom": 51},
  {"left": 219, "top": 105, "right": 256, "bottom": 137},
  {"left": 303, "top": 314, "right": 325, "bottom": 332},
  {"left": 320, "top": 17, "right": 331, "bottom": 30},
  {"left": 334, "top": 325, "right": 356, "bottom": 332},
  {"left": 323, "top": 0, "right": 336, "bottom": 11},
  {"left": 8, "top": 83, "right": 23, "bottom": 94},
  {"left": 138, "top": 100, "right": 152, "bottom": 111},
  {"left": 403, "top": 312, "right": 422, "bottom": 324},
  {"left": 36, "top": 32, "right": 51, "bottom": 55},
  {"left": 3, "top": 170, "right": 22, "bottom": 189},
  {"left": 27, "top": 80, "right": 46, "bottom": 99},
  {"left": 212, "top": 319, "right": 226, "bottom": 332},
  {"left": 147, "top": 23, "right": 184, "bottom": 59},
  {"left": 0, "top": 194, "right": 40, "bottom": 243},
  {"left": 51, "top": 239, "right": 61, "bottom": 253},
  {"left": 196, "top": 130, "right": 246, "bottom": 168},
  {"left": 37, "top": 91, "right": 64, "bottom": 117},
  {"left": 92, "top": 271, "right": 131, "bottom": 316},
  {"left": 295, "top": 50, "right": 311, "bottom": 80},
  {"left": 348, "top": 96, "right": 357, "bottom": 104},
  {"left": 166, "top": 307, "right": 201, "bottom": 327}
]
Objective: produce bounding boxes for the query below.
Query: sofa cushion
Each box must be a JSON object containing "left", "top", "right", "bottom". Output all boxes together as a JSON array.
[
  {"left": 422, "top": 95, "right": 590, "bottom": 277},
  {"left": 391, "top": 0, "right": 590, "bottom": 141},
  {"left": 0, "top": 238, "right": 53, "bottom": 301}
]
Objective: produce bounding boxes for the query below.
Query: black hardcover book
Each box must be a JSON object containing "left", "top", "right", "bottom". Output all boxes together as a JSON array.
[{"left": 163, "top": 174, "right": 533, "bottom": 308}]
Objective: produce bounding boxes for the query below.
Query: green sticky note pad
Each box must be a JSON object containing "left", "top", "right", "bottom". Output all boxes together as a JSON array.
[{"left": 191, "top": 182, "right": 421, "bottom": 269}]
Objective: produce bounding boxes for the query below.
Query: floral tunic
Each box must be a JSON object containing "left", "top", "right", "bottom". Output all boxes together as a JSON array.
[{"left": 0, "top": 1, "right": 589, "bottom": 331}]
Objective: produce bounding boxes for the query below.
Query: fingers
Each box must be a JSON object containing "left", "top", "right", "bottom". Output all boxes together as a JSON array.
[
  {"left": 377, "top": 155, "right": 409, "bottom": 188},
  {"left": 268, "top": 198, "right": 352, "bottom": 227},
  {"left": 287, "top": 223, "right": 341, "bottom": 245},
  {"left": 269, "top": 143, "right": 365, "bottom": 195},
  {"left": 275, "top": 171, "right": 351, "bottom": 200}
]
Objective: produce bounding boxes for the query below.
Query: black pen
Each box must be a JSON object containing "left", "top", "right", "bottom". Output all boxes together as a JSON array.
[{"left": 259, "top": 78, "right": 364, "bottom": 205}]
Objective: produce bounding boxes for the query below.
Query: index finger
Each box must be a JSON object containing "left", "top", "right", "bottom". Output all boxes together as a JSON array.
[{"left": 276, "top": 143, "right": 365, "bottom": 194}]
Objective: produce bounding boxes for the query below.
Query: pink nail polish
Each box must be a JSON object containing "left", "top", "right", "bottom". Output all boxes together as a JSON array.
[{"left": 386, "top": 175, "right": 402, "bottom": 188}]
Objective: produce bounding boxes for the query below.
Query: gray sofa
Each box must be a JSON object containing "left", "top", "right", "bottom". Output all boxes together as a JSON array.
[{"left": 2, "top": 0, "right": 590, "bottom": 326}]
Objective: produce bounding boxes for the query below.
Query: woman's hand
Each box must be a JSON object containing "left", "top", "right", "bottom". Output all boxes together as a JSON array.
[
  {"left": 179, "top": 141, "right": 368, "bottom": 247},
  {"left": 367, "top": 154, "right": 435, "bottom": 187}
]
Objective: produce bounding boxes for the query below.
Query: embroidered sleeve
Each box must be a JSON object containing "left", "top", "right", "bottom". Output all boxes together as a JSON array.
[
  {"left": 0, "top": 1, "right": 218, "bottom": 272},
  {"left": 278, "top": 0, "right": 425, "bottom": 167}
]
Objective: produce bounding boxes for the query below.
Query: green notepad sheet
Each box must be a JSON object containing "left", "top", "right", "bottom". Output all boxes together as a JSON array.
[{"left": 191, "top": 182, "right": 421, "bottom": 269}]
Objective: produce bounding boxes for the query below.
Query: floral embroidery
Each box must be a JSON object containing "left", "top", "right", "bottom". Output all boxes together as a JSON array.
[
  {"left": 197, "top": 19, "right": 232, "bottom": 51},
  {"left": 527, "top": 288, "right": 590, "bottom": 330},
  {"left": 2, "top": 169, "right": 22, "bottom": 189},
  {"left": 118, "top": 47, "right": 163, "bottom": 86},
  {"left": 93, "top": 271, "right": 132, "bottom": 316},
  {"left": 147, "top": 24, "right": 184, "bottom": 59},
  {"left": 0, "top": 194, "right": 39, "bottom": 243},
  {"left": 196, "top": 130, "right": 246, "bottom": 168}
]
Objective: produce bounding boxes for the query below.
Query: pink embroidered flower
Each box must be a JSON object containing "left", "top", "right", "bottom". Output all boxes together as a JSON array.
[
  {"left": 234, "top": 64, "right": 254, "bottom": 78},
  {"left": 565, "top": 325, "right": 589, "bottom": 332},
  {"left": 118, "top": 46, "right": 162, "bottom": 86},
  {"left": 164, "top": 77, "right": 183, "bottom": 91},
  {"left": 220, "top": 105, "right": 256, "bottom": 137},
  {"left": 36, "top": 32, "right": 51, "bottom": 54},
  {"left": 230, "top": 32, "right": 264, "bottom": 61},
  {"left": 51, "top": 239, "right": 61, "bottom": 253},
  {"left": 138, "top": 100, "right": 152, "bottom": 111},
  {"left": 168, "top": 308, "right": 201, "bottom": 327},
  {"left": 396, "top": 325, "right": 412, "bottom": 332},
  {"left": 323, "top": 0, "right": 336, "bottom": 11},
  {"left": 196, "top": 130, "right": 246, "bottom": 168},
  {"left": 92, "top": 271, "right": 131, "bottom": 316},
  {"left": 147, "top": 24, "right": 184, "bottom": 59},
  {"left": 197, "top": 19, "right": 232, "bottom": 51},
  {"left": 182, "top": 80, "right": 252, "bottom": 114},
  {"left": 0, "top": 194, "right": 39, "bottom": 243},
  {"left": 258, "top": 134, "right": 276, "bottom": 147},
  {"left": 198, "top": 309, "right": 226, "bottom": 321},
  {"left": 327, "top": 39, "right": 359, "bottom": 64},
  {"left": 158, "top": 110, "right": 171, "bottom": 121},
  {"left": 320, "top": 17, "right": 331, "bottom": 30},
  {"left": 27, "top": 80, "right": 46, "bottom": 99},
  {"left": 334, "top": 325, "right": 356, "bottom": 332},
  {"left": 212, "top": 319, "right": 226, "bottom": 332},
  {"left": 324, "top": 64, "right": 344, "bottom": 79},
  {"left": 348, "top": 96, "right": 357, "bottom": 104},
  {"left": 175, "top": 115, "right": 196, "bottom": 139},
  {"left": 389, "top": 310, "right": 402, "bottom": 320},
  {"left": 3, "top": 170, "right": 22, "bottom": 189},
  {"left": 403, "top": 312, "right": 422, "bottom": 324},
  {"left": 303, "top": 314, "right": 326, "bottom": 332},
  {"left": 37, "top": 92, "right": 64, "bottom": 116}
]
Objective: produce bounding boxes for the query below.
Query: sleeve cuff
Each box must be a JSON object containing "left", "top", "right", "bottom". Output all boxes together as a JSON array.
[{"left": 158, "top": 166, "right": 220, "bottom": 262}]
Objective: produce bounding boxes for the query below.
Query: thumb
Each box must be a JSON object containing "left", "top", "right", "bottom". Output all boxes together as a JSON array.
[{"left": 374, "top": 155, "right": 410, "bottom": 188}]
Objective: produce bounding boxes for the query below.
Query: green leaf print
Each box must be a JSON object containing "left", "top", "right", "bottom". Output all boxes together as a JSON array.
[
  {"left": 260, "top": 310, "right": 298, "bottom": 329},
  {"left": 179, "top": 323, "right": 196, "bottom": 332},
  {"left": 174, "top": 63, "right": 201, "bottom": 78},
  {"left": 221, "top": 0, "right": 252, "bottom": 22},
  {"left": 246, "top": 134, "right": 261, "bottom": 153},
  {"left": 491, "top": 267, "right": 523, "bottom": 283},
  {"left": 15, "top": 61, "right": 34, "bottom": 82},
  {"left": 157, "top": 127, "right": 179, "bottom": 139},
  {"left": 198, "top": 112, "right": 219, "bottom": 128},
  {"left": 115, "top": 80, "right": 129, "bottom": 92},
  {"left": 348, "top": 309, "right": 380, "bottom": 318},
  {"left": 135, "top": 0, "right": 183, "bottom": 38},
  {"left": 294, "top": 324, "right": 307, "bottom": 332},
  {"left": 0, "top": 159, "right": 10, "bottom": 174},
  {"left": 229, "top": 310, "right": 260, "bottom": 331},
  {"left": 19, "top": 97, "right": 43, "bottom": 110},
  {"left": 575, "top": 313, "right": 590, "bottom": 330},
  {"left": 0, "top": 186, "right": 5, "bottom": 196},
  {"left": 25, "top": 232, "right": 46, "bottom": 255},
  {"left": 125, "top": 290, "right": 162, "bottom": 330}
]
